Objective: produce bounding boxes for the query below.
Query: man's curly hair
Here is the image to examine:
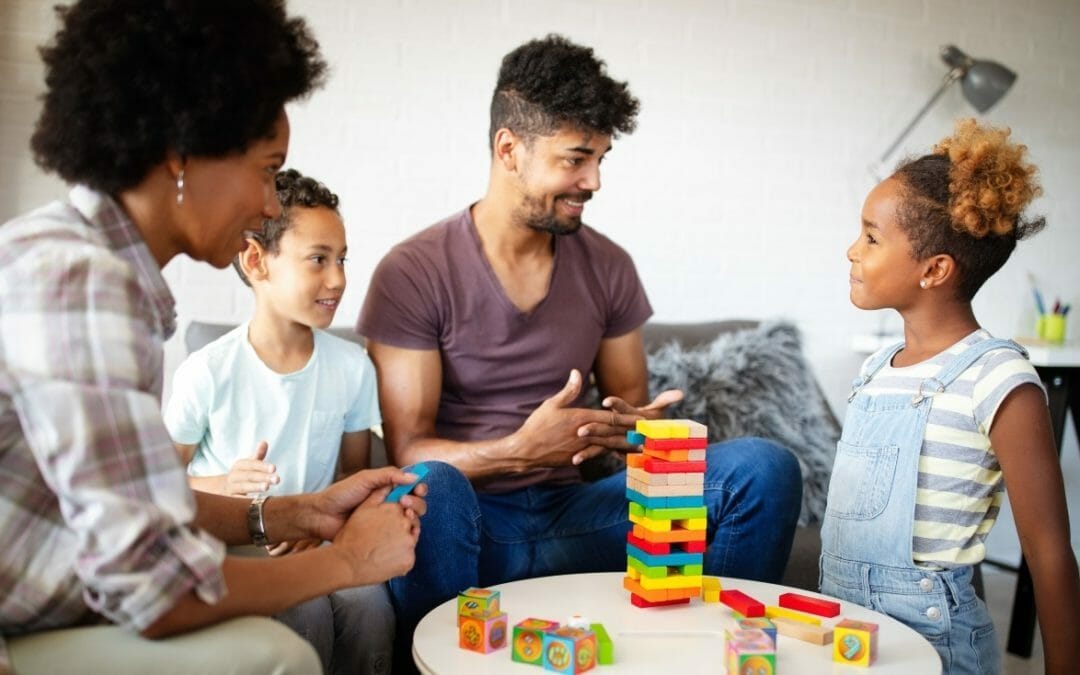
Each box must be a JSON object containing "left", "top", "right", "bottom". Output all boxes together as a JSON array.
[
  {"left": 488, "top": 34, "right": 639, "bottom": 148},
  {"left": 31, "top": 0, "right": 327, "bottom": 194},
  {"left": 232, "top": 168, "right": 340, "bottom": 286},
  {"left": 893, "top": 119, "right": 1045, "bottom": 301}
]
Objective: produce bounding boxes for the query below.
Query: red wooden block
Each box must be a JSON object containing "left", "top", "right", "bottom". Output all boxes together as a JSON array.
[
  {"left": 683, "top": 540, "right": 706, "bottom": 553},
  {"left": 778, "top": 592, "right": 841, "bottom": 618},
  {"left": 627, "top": 532, "right": 669, "bottom": 555},
  {"left": 644, "top": 437, "right": 708, "bottom": 450},
  {"left": 720, "top": 590, "right": 765, "bottom": 617},
  {"left": 643, "top": 458, "right": 707, "bottom": 474},
  {"left": 630, "top": 594, "right": 691, "bottom": 608}
]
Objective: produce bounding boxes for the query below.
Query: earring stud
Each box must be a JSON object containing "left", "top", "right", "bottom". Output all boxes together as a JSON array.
[
  {"left": 176, "top": 169, "right": 185, "bottom": 205},
  {"left": 919, "top": 280, "right": 928, "bottom": 289}
]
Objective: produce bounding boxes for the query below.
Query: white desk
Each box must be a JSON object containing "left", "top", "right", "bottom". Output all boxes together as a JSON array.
[{"left": 412, "top": 572, "right": 940, "bottom": 674}]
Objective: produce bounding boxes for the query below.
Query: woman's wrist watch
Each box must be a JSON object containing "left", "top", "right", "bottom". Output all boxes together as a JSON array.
[{"left": 247, "top": 494, "right": 270, "bottom": 546}]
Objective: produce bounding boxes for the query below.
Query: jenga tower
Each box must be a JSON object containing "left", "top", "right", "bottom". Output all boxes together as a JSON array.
[{"left": 622, "top": 419, "right": 708, "bottom": 607}]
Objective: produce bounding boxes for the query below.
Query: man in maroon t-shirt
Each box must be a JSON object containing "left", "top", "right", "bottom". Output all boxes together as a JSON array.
[{"left": 357, "top": 35, "right": 801, "bottom": 669}]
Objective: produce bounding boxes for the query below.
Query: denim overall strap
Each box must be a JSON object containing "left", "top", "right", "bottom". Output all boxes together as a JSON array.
[
  {"left": 924, "top": 337, "right": 1026, "bottom": 395},
  {"left": 848, "top": 341, "right": 905, "bottom": 402}
]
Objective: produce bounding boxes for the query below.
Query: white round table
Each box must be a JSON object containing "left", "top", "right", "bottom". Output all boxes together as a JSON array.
[{"left": 412, "top": 572, "right": 941, "bottom": 674}]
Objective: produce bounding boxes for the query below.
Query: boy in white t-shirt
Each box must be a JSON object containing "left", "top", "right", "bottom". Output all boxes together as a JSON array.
[{"left": 164, "top": 169, "right": 392, "bottom": 675}]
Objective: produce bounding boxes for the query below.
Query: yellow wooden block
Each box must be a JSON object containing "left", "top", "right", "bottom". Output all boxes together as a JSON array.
[
  {"left": 670, "top": 419, "right": 708, "bottom": 438},
  {"left": 702, "top": 576, "right": 723, "bottom": 592},
  {"left": 626, "top": 565, "right": 640, "bottom": 581},
  {"left": 703, "top": 590, "right": 721, "bottom": 603},
  {"left": 628, "top": 511, "right": 672, "bottom": 532},
  {"left": 834, "top": 619, "right": 878, "bottom": 666},
  {"left": 765, "top": 605, "right": 822, "bottom": 626},
  {"left": 638, "top": 574, "right": 704, "bottom": 591},
  {"left": 675, "top": 517, "right": 707, "bottom": 531}
]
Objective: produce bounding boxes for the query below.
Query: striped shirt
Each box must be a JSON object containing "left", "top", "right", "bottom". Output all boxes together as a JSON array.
[
  {"left": 858, "top": 330, "right": 1043, "bottom": 568},
  {"left": 0, "top": 187, "right": 225, "bottom": 666}
]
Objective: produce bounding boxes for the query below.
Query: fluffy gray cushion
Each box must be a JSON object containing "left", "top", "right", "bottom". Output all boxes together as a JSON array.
[{"left": 646, "top": 321, "right": 837, "bottom": 526}]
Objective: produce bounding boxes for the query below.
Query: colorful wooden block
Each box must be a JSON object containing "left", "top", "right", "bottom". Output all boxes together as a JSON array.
[
  {"left": 589, "top": 623, "right": 614, "bottom": 665},
  {"left": 770, "top": 616, "right": 834, "bottom": 645},
  {"left": 643, "top": 436, "right": 708, "bottom": 450},
  {"left": 512, "top": 618, "right": 560, "bottom": 665},
  {"left": 765, "top": 605, "right": 822, "bottom": 625},
  {"left": 457, "top": 587, "right": 499, "bottom": 616},
  {"left": 778, "top": 591, "right": 841, "bottom": 618},
  {"left": 626, "top": 430, "right": 646, "bottom": 445},
  {"left": 626, "top": 466, "right": 666, "bottom": 486},
  {"left": 641, "top": 446, "right": 707, "bottom": 462},
  {"left": 671, "top": 419, "right": 708, "bottom": 438},
  {"left": 701, "top": 576, "right": 723, "bottom": 603},
  {"left": 626, "top": 542, "right": 703, "bottom": 567},
  {"left": 625, "top": 487, "right": 705, "bottom": 510},
  {"left": 628, "top": 502, "right": 707, "bottom": 522},
  {"left": 630, "top": 593, "right": 690, "bottom": 608},
  {"left": 643, "top": 458, "right": 707, "bottom": 474},
  {"left": 738, "top": 618, "right": 777, "bottom": 646},
  {"left": 458, "top": 610, "right": 508, "bottom": 654},
  {"left": 720, "top": 589, "right": 765, "bottom": 617},
  {"left": 542, "top": 626, "right": 596, "bottom": 673},
  {"left": 635, "top": 419, "right": 690, "bottom": 439},
  {"left": 725, "top": 629, "right": 776, "bottom": 675},
  {"left": 631, "top": 523, "right": 706, "bottom": 544},
  {"left": 833, "top": 619, "right": 878, "bottom": 667}
]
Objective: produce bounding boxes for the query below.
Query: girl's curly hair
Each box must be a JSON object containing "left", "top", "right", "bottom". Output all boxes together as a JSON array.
[
  {"left": 31, "top": 0, "right": 327, "bottom": 194},
  {"left": 893, "top": 119, "right": 1045, "bottom": 300}
]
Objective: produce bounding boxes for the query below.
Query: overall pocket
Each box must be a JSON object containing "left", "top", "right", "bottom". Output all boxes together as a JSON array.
[{"left": 825, "top": 440, "right": 899, "bottom": 520}]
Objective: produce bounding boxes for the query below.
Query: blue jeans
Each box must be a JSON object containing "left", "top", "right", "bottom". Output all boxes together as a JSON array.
[{"left": 390, "top": 438, "right": 801, "bottom": 672}]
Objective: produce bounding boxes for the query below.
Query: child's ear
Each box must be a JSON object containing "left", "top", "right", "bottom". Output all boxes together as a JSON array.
[
  {"left": 238, "top": 238, "right": 270, "bottom": 282},
  {"left": 920, "top": 253, "right": 956, "bottom": 290}
]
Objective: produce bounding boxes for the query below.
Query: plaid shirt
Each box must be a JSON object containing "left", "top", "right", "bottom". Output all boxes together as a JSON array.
[{"left": 0, "top": 187, "right": 226, "bottom": 666}]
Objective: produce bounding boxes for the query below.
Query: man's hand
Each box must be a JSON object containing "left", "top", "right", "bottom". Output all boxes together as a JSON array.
[
  {"left": 508, "top": 370, "right": 647, "bottom": 471},
  {"left": 223, "top": 441, "right": 279, "bottom": 496},
  {"left": 570, "top": 389, "right": 684, "bottom": 465},
  {"left": 306, "top": 465, "right": 428, "bottom": 542}
]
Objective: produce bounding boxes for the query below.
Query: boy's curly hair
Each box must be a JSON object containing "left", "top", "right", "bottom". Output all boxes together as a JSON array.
[
  {"left": 488, "top": 34, "right": 639, "bottom": 148},
  {"left": 31, "top": 0, "right": 327, "bottom": 194},
  {"left": 232, "top": 169, "right": 340, "bottom": 286},
  {"left": 893, "top": 119, "right": 1045, "bottom": 300}
]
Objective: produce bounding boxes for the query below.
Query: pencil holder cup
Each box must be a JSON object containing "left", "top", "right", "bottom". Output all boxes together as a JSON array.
[{"left": 1036, "top": 314, "right": 1066, "bottom": 344}]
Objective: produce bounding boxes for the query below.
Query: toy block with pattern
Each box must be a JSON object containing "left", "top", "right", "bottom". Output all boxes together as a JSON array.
[
  {"left": 458, "top": 609, "right": 508, "bottom": 654},
  {"left": 720, "top": 589, "right": 765, "bottom": 617},
  {"left": 833, "top": 619, "right": 878, "bottom": 667},
  {"left": 457, "top": 587, "right": 499, "bottom": 616},
  {"left": 589, "top": 623, "right": 614, "bottom": 665},
  {"left": 765, "top": 604, "right": 822, "bottom": 625},
  {"left": 725, "top": 628, "right": 776, "bottom": 675},
  {"left": 770, "top": 616, "right": 834, "bottom": 645},
  {"left": 778, "top": 591, "right": 841, "bottom": 618},
  {"left": 512, "top": 618, "right": 560, "bottom": 665},
  {"left": 738, "top": 618, "right": 777, "bottom": 646},
  {"left": 541, "top": 626, "right": 597, "bottom": 673}
]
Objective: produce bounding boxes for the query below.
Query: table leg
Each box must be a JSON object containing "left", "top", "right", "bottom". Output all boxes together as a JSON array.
[{"left": 1005, "top": 367, "right": 1072, "bottom": 657}]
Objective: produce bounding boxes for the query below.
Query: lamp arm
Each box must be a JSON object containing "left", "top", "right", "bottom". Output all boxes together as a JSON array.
[{"left": 878, "top": 67, "right": 964, "bottom": 164}]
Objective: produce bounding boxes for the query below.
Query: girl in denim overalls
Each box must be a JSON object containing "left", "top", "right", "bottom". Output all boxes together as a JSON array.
[{"left": 821, "top": 120, "right": 1079, "bottom": 674}]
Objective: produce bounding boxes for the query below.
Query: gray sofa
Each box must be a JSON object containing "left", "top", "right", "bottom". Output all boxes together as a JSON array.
[{"left": 182, "top": 319, "right": 835, "bottom": 591}]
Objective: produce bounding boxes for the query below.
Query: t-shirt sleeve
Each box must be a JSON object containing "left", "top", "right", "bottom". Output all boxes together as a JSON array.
[
  {"left": 356, "top": 245, "right": 443, "bottom": 350},
  {"left": 601, "top": 243, "right": 652, "bottom": 338},
  {"left": 162, "top": 353, "right": 212, "bottom": 446},
  {"left": 344, "top": 348, "right": 382, "bottom": 432},
  {"left": 973, "top": 348, "right": 1045, "bottom": 433}
]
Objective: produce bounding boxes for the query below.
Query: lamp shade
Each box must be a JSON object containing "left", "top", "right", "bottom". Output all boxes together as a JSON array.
[{"left": 961, "top": 59, "right": 1016, "bottom": 112}]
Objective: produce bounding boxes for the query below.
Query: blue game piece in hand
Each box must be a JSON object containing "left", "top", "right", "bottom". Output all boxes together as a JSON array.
[{"left": 386, "top": 462, "right": 429, "bottom": 503}]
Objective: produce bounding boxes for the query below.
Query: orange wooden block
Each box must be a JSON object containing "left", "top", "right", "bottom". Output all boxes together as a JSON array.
[
  {"left": 626, "top": 453, "right": 645, "bottom": 469},
  {"left": 632, "top": 524, "right": 707, "bottom": 543},
  {"left": 623, "top": 575, "right": 668, "bottom": 603}
]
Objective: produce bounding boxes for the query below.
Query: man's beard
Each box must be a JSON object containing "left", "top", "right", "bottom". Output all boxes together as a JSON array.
[{"left": 520, "top": 193, "right": 589, "bottom": 235}]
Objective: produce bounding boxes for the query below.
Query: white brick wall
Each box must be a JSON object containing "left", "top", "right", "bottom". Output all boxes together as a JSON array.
[{"left": 3, "top": 0, "right": 1079, "bottom": 559}]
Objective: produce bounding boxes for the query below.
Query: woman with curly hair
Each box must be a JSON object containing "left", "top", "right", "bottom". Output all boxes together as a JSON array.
[
  {"left": 0, "top": 2, "right": 424, "bottom": 673},
  {"left": 825, "top": 119, "right": 1079, "bottom": 673}
]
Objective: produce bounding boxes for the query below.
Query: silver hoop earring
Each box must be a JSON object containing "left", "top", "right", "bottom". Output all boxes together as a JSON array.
[
  {"left": 176, "top": 169, "right": 185, "bottom": 205},
  {"left": 919, "top": 280, "right": 927, "bottom": 289}
]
